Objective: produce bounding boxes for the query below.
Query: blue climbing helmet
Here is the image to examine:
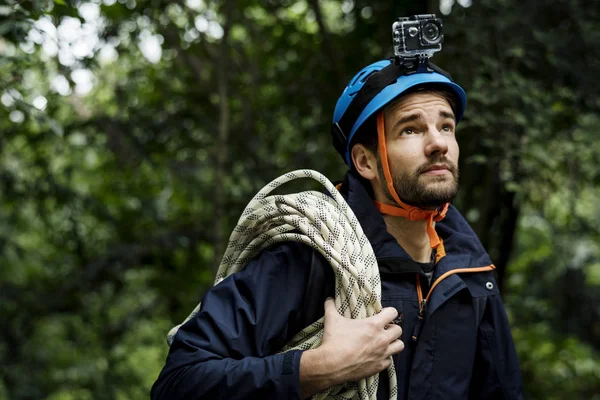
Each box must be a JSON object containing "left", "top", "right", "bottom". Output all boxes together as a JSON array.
[{"left": 331, "top": 58, "right": 467, "bottom": 167}]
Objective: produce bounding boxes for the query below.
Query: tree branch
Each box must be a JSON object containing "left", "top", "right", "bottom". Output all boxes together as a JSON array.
[{"left": 307, "top": 0, "right": 345, "bottom": 89}]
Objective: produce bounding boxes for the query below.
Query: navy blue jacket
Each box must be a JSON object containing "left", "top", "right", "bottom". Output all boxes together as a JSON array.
[{"left": 151, "top": 172, "right": 524, "bottom": 400}]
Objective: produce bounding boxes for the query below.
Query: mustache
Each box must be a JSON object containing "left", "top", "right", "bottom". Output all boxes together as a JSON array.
[{"left": 416, "top": 158, "right": 459, "bottom": 175}]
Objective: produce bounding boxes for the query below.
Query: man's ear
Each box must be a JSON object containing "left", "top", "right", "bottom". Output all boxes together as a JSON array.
[{"left": 351, "top": 144, "right": 378, "bottom": 181}]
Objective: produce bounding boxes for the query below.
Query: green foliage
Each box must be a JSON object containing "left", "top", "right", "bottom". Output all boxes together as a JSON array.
[
  {"left": 513, "top": 324, "right": 600, "bottom": 400},
  {"left": 1, "top": 0, "right": 599, "bottom": 399}
]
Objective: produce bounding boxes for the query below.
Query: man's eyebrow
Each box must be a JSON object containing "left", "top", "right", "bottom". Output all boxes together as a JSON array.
[
  {"left": 392, "top": 113, "right": 421, "bottom": 132},
  {"left": 440, "top": 110, "right": 456, "bottom": 121},
  {"left": 391, "top": 110, "right": 456, "bottom": 131}
]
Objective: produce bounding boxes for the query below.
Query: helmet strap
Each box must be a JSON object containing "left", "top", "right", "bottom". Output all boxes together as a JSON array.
[{"left": 373, "top": 111, "right": 448, "bottom": 250}]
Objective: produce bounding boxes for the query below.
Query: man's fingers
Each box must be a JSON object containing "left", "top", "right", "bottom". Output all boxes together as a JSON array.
[
  {"left": 374, "top": 307, "right": 398, "bottom": 326},
  {"left": 384, "top": 324, "right": 403, "bottom": 342},
  {"left": 387, "top": 339, "right": 405, "bottom": 356},
  {"left": 323, "top": 297, "right": 340, "bottom": 320},
  {"left": 324, "top": 301, "right": 399, "bottom": 329}
]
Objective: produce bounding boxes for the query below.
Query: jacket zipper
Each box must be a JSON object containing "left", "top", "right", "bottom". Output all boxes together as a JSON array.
[{"left": 411, "top": 265, "right": 496, "bottom": 342}]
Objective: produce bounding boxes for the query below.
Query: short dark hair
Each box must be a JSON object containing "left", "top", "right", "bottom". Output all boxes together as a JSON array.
[{"left": 348, "top": 84, "right": 460, "bottom": 167}]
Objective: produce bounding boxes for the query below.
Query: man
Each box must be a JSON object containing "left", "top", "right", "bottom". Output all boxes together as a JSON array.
[{"left": 151, "top": 53, "right": 524, "bottom": 399}]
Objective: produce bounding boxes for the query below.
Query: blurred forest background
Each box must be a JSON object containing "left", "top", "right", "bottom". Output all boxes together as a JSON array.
[{"left": 1, "top": 0, "right": 599, "bottom": 399}]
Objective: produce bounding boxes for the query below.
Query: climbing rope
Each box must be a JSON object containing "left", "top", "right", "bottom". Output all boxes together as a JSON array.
[{"left": 166, "top": 169, "right": 397, "bottom": 400}]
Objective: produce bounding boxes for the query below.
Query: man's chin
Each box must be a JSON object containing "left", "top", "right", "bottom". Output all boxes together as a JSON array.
[
  {"left": 420, "top": 172, "right": 453, "bottom": 182},
  {"left": 421, "top": 178, "right": 457, "bottom": 192},
  {"left": 412, "top": 186, "right": 458, "bottom": 208}
]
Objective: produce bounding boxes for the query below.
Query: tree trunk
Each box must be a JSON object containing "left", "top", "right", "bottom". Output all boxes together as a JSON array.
[{"left": 213, "top": 2, "right": 235, "bottom": 273}]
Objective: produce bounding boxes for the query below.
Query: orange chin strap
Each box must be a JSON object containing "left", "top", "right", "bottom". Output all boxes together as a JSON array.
[{"left": 373, "top": 111, "right": 449, "bottom": 252}]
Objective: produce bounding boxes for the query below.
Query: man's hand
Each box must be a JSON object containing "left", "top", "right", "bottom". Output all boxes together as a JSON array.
[{"left": 299, "top": 298, "right": 404, "bottom": 399}]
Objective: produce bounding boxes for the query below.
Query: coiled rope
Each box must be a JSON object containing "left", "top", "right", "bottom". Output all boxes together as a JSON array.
[{"left": 167, "top": 169, "right": 397, "bottom": 400}]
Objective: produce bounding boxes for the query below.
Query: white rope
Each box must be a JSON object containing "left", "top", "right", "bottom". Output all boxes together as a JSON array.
[{"left": 167, "top": 169, "right": 397, "bottom": 400}]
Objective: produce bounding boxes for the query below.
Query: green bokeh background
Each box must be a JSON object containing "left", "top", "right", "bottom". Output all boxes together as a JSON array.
[{"left": 1, "top": 0, "right": 599, "bottom": 398}]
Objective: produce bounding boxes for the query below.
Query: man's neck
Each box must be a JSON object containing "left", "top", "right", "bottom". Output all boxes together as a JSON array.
[{"left": 382, "top": 215, "right": 433, "bottom": 263}]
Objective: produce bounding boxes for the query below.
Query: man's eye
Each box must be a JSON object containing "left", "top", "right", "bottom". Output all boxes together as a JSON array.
[
  {"left": 401, "top": 128, "right": 415, "bottom": 136},
  {"left": 441, "top": 125, "right": 454, "bottom": 132}
]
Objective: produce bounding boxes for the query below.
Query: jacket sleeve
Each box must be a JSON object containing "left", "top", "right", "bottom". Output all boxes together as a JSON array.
[
  {"left": 469, "top": 294, "right": 525, "bottom": 400},
  {"left": 150, "top": 242, "right": 314, "bottom": 400}
]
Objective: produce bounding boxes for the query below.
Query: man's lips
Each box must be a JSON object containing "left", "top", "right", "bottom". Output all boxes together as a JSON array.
[{"left": 421, "top": 164, "right": 451, "bottom": 175}]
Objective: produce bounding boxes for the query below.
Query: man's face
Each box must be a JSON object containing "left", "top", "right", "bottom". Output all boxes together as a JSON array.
[{"left": 378, "top": 91, "right": 459, "bottom": 209}]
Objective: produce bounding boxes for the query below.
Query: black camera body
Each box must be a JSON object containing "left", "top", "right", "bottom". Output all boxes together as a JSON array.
[{"left": 392, "top": 14, "right": 444, "bottom": 60}]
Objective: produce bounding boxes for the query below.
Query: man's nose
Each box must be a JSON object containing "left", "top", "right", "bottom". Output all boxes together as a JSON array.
[{"left": 424, "top": 126, "right": 449, "bottom": 157}]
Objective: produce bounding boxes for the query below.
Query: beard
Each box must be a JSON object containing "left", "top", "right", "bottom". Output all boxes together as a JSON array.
[{"left": 378, "top": 156, "right": 459, "bottom": 209}]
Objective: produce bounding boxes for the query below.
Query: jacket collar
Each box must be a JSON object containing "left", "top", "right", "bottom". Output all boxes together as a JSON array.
[{"left": 339, "top": 171, "right": 492, "bottom": 275}]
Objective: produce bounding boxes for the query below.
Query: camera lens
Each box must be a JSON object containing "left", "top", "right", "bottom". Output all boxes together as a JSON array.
[{"left": 422, "top": 22, "right": 440, "bottom": 43}]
